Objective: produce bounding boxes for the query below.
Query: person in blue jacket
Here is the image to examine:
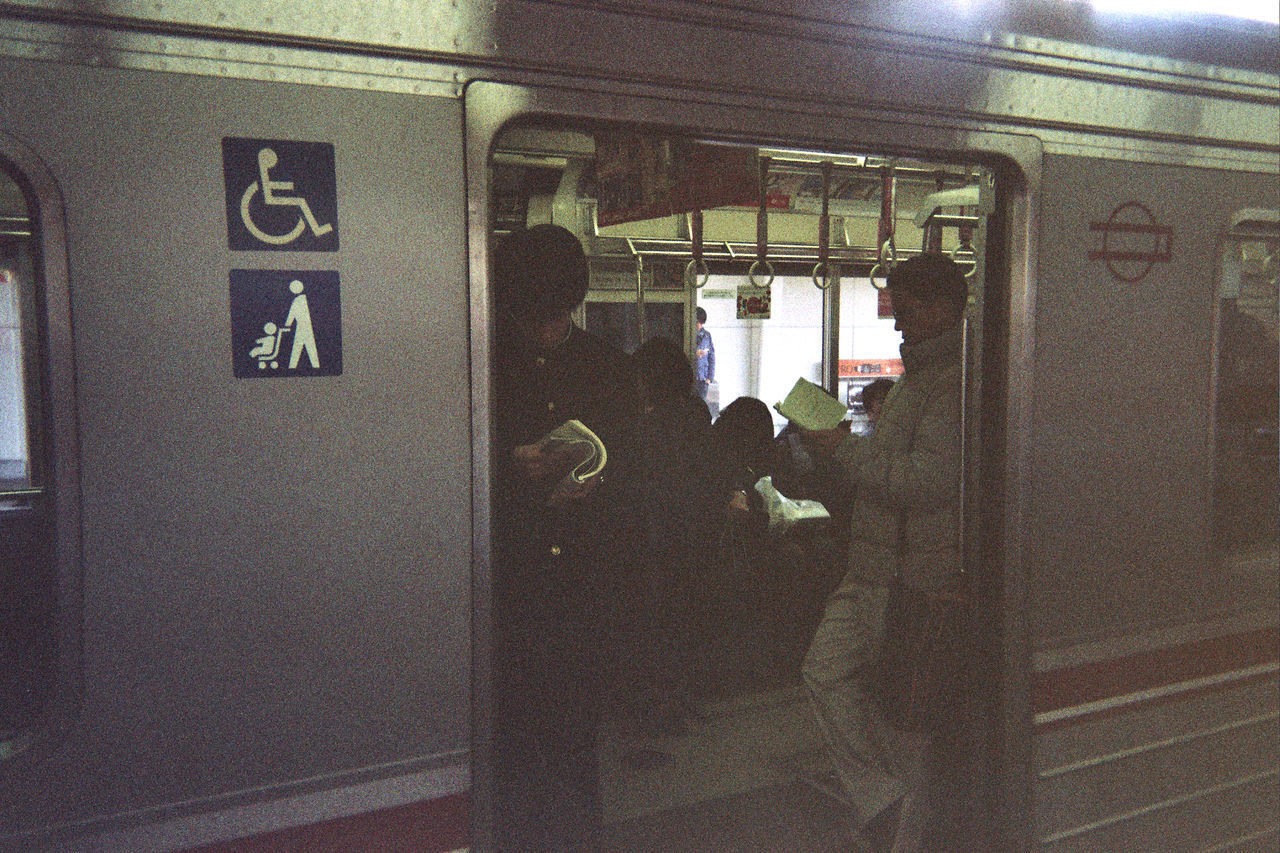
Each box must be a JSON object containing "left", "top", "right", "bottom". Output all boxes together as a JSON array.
[{"left": 694, "top": 306, "right": 716, "bottom": 417}]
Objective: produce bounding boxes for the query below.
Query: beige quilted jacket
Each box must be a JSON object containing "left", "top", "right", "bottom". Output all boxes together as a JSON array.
[{"left": 832, "top": 324, "right": 964, "bottom": 592}]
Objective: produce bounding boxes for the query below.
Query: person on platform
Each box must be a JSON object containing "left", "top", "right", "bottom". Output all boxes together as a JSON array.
[{"left": 694, "top": 306, "right": 717, "bottom": 418}]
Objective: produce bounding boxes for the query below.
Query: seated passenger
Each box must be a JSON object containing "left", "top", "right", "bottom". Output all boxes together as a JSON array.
[
  {"left": 701, "top": 397, "right": 789, "bottom": 689},
  {"left": 710, "top": 396, "right": 777, "bottom": 523}
]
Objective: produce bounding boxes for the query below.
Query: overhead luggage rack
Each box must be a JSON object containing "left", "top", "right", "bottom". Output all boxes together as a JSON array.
[
  {"left": 619, "top": 236, "right": 879, "bottom": 264},
  {"left": 587, "top": 236, "right": 977, "bottom": 269}
]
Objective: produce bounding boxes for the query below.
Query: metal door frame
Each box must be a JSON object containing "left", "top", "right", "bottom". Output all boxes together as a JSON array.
[{"left": 464, "top": 78, "right": 1041, "bottom": 852}]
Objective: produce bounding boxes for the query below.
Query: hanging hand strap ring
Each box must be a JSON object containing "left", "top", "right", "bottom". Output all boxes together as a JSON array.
[
  {"left": 749, "top": 156, "right": 774, "bottom": 287},
  {"left": 685, "top": 209, "right": 709, "bottom": 288},
  {"left": 812, "top": 161, "right": 838, "bottom": 290},
  {"left": 869, "top": 165, "right": 897, "bottom": 291}
]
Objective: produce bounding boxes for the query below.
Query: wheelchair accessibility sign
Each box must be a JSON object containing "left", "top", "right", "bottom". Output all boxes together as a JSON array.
[
  {"left": 230, "top": 269, "right": 342, "bottom": 378},
  {"left": 223, "top": 138, "right": 339, "bottom": 251}
]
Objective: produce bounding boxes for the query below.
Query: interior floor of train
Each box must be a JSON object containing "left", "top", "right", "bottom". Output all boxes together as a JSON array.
[{"left": 596, "top": 684, "right": 864, "bottom": 852}]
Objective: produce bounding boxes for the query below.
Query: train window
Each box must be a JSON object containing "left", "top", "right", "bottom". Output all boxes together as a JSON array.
[
  {"left": 1, "top": 216, "right": 36, "bottom": 491},
  {"left": 1211, "top": 209, "right": 1279, "bottom": 605},
  {"left": 0, "top": 152, "right": 67, "bottom": 758},
  {"left": 697, "top": 271, "right": 905, "bottom": 431},
  {"left": 695, "top": 269, "right": 833, "bottom": 426}
]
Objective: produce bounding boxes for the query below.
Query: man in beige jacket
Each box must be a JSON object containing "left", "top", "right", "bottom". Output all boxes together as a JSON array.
[{"left": 801, "top": 253, "right": 968, "bottom": 853}]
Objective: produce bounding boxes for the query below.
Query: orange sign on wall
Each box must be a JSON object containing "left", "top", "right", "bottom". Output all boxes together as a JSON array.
[{"left": 838, "top": 358, "right": 903, "bottom": 378}]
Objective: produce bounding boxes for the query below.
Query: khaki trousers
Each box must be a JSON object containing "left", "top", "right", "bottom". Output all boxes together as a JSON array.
[{"left": 802, "top": 577, "right": 931, "bottom": 852}]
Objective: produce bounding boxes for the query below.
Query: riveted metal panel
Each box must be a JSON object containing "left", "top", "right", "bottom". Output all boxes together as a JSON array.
[
  {"left": 0, "top": 0, "right": 1275, "bottom": 167},
  {"left": 2, "top": 0, "right": 491, "bottom": 54},
  {"left": 0, "top": 13, "right": 467, "bottom": 96}
]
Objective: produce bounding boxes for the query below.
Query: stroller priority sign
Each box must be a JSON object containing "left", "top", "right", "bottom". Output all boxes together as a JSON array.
[{"left": 230, "top": 270, "right": 343, "bottom": 378}]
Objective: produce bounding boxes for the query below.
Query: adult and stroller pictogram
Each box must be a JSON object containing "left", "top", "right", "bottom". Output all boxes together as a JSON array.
[
  {"left": 223, "top": 138, "right": 339, "bottom": 251},
  {"left": 230, "top": 270, "right": 342, "bottom": 378}
]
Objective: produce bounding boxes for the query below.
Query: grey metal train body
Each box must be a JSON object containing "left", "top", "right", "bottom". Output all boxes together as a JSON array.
[{"left": 0, "top": 2, "right": 1275, "bottom": 851}]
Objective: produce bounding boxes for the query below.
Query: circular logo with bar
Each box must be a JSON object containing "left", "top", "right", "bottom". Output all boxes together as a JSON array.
[{"left": 1088, "top": 201, "right": 1172, "bottom": 282}]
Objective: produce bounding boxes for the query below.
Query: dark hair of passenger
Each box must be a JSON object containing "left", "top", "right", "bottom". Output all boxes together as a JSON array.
[
  {"left": 712, "top": 397, "right": 775, "bottom": 469},
  {"left": 634, "top": 336, "right": 695, "bottom": 401},
  {"left": 492, "top": 223, "right": 589, "bottom": 321},
  {"left": 886, "top": 252, "right": 968, "bottom": 309},
  {"left": 696, "top": 306, "right": 707, "bottom": 324}
]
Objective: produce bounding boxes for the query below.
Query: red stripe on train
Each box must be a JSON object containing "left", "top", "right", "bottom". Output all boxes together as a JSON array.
[
  {"left": 1031, "top": 626, "right": 1279, "bottom": 717},
  {"left": 180, "top": 792, "right": 470, "bottom": 853}
]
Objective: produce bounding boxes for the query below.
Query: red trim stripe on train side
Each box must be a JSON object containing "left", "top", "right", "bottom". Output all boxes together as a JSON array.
[
  {"left": 180, "top": 792, "right": 470, "bottom": 853},
  {"left": 1032, "top": 627, "right": 1280, "bottom": 731}
]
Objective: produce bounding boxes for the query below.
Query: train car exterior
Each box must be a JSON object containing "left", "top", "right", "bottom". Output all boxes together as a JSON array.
[{"left": 0, "top": 2, "right": 1276, "bottom": 851}]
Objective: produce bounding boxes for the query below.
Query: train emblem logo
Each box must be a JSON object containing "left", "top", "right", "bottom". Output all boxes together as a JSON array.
[
  {"left": 230, "top": 270, "right": 343, "bottom": 378},
  {"left": 222, "top": 138, "right": 339, "bottom": 251},
  {"left": 1088, "top": 201, "right": 1172, "bottom": 282}
]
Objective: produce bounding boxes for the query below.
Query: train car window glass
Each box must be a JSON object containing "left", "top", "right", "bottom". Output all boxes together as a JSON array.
[
  {"left": 835, "top": 276, "right": 905, "bottom": 432},
  {"left": 1212, "top": 211, "right": 1279, "bottom": 603},
  {"left": 0, "top": 186, "right": 37, "bottom": 493},
  {"left": 0, "top": 157, "right": 59, "bottom": 756},
  {"left": 583, "top": 297, "right": 641, "bottom": 353}
]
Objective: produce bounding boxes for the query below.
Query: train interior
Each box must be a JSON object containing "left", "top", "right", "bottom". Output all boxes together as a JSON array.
[
  {"left": 485, "top": 119, "right": 1280, "bottom": 850},
  {"left": 488, "top": 122, "right": 997, "bottom": 849}
]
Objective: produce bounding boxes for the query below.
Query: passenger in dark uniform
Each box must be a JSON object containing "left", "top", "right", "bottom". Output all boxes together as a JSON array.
[
  {"left": 489, "top": 224, "right": 639, "bottom": 852},
  {"left": 630, "top": 336, "right": 714, "bottom": 732}
]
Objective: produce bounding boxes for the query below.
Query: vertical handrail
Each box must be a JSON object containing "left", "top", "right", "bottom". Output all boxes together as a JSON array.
[
  {"left": 924, "top": 171, "right": 946, "bottom": 254},
  {"left": 634, "top": 251, "right": 645, "bottom": 342},
  {"left": 958, "top": 314, "right": 969, "bottom": 580}
]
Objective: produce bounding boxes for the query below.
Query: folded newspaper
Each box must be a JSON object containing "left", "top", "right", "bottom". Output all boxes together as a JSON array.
[
  {"left": 774, "top": 378, "right": 848, "bottom": 431},
  {"left": 534, "top": 419, "right": 608, "bottom": 484},
  {"left": 754, "top": 475, "right": 830, "bottom": 534}
]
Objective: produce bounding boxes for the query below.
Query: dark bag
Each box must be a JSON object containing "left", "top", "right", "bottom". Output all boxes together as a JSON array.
[{"left": 867, "top": 577, "right": 971, "bottom": 733}]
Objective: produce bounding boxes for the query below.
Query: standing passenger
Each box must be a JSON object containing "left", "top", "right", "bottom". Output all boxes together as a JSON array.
[
  {"left": 694, "top": 306, "right": 717, "bottom": 418},
  {"left": 489, "top": 224, "right": 639, "bottom": 852},
  {"left": 799, "top": 254, "right": 967, "bottom": 852},
  {"left": 630, "top": 336, "right": 714, "bottom": 733}
]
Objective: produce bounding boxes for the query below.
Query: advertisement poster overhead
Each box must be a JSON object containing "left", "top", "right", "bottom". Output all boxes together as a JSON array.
[{"left": 592, "top": 133, "right": 758, "bottom": 227}]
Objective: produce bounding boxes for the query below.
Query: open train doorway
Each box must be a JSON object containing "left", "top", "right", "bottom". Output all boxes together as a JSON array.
[{"left": 481, "top": 112, "right": 1001, "bottom": 852}]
